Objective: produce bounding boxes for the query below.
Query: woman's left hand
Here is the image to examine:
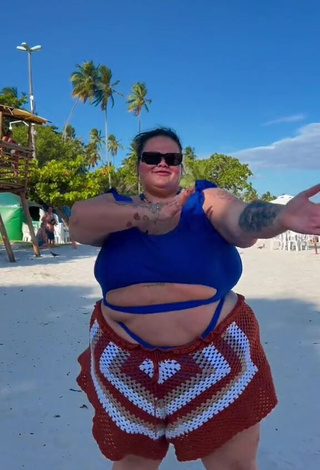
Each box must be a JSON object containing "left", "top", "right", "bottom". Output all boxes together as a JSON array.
[{"left": 278, "top": 184, "right": 320, "bottom": 234}]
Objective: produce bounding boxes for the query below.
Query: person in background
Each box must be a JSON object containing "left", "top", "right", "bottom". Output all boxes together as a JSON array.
[{"left": 41, "top": 206, "right": 56, "bottom": 247}]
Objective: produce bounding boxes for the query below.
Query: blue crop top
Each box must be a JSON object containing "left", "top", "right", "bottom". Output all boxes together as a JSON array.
[{"left": 94, "top": 180, "right": 242, "bottom": 314}]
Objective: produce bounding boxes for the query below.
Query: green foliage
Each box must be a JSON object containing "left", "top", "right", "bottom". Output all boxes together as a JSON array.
[
  {"left": 12, "top": 125, "right": 85, "bottom": 167},
  {"left": 114, "top": 141, "right": 139, "bottom": 194},
  {"left": 0, "top": 87, "right": 28, "bottom": 109},
  {"left": 86, "top": 128, "right": 103, "bottom": 167},
  {"left": 107, "top": 134, "right": 124, "bottom": 166},
  {"left": 183, "top": 146, "right": 197, "bottom": 166},
  {"left": 65, "top": 124, "right": 76, "bottom": 140},
  {"left": 70, "top": 61, "right": 99, "bottom": 104},
  {"left": 242, "top": 183, "right": 259, "bottom": 202},
  {"left": 127, "top": 82, "right": 151, "bottom": 131},
  {"left": 181, "top": 153, "right": 253, "bottom": 196},
  {"left": 260, "top": 191, "right": 276, "bottom": 202},
  {"left": 29, "top": 156, "right": 111, "bottom": 208},
  {"left": 93, "top": 65, "right": 123, "bottom": 111}
]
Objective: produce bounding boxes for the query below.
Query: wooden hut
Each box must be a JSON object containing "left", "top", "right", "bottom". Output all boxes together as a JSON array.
[{"left": 0, "top": 105, "right": 48, "bottom": 262}]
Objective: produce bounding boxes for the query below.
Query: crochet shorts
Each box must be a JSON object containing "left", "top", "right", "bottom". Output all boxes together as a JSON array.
[{"left": 77, "top": 294, "right": 277, "bottom": 462}]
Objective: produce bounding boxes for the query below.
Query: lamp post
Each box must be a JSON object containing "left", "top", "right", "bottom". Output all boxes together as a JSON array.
[{"left": 16, "top": 42, "right": 42, "bottom": 157}]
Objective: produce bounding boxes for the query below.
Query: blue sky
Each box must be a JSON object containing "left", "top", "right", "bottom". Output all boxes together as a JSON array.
[{"left": 2, "top": 0, "right": 320, "bottom": 197}]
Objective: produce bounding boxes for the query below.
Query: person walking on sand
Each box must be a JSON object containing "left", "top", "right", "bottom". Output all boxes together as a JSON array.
[{"left": 70, "top": 127, "right": 320, "bottom": 470}]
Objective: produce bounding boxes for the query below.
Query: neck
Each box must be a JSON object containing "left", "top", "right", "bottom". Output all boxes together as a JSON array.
[{"left": 142, "top": 187, "right": 179, "bottom": 202}]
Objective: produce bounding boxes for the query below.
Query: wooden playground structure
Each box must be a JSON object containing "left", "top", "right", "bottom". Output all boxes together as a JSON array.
[{"left": 0, "top": 104, "right": 48, "bottom": 262}]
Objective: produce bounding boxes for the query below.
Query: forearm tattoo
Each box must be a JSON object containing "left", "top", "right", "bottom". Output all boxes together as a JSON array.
[
  {"left": 239, "top": 202, "right": 282, "bottom": 233},
  {"left": 114, "top": 200, "right": 162, "bottom": 216},
  {"left": 114, "top": 200, "right": 162, "bottom": 230}
]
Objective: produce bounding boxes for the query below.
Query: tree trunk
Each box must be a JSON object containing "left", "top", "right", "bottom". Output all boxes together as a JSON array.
[
  {"left": 104, "top": 107, "right": 112, "bottom": 188},
  {"left": 63, "top": 99, "right": 79, "bottom": 138},
  {"left": 0, "top": 213, "right": 15, "bottom": 262},
  {"left": 137, "top": 114, "right": 141, "bottom": 194}
]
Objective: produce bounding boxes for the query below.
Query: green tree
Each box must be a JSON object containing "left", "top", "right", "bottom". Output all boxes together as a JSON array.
[
  {"left": 66, "top": 61, "right": 99, "bottom": 135},
  {"left": 181, "top": 153, "right": 253, "bottom": 196},
  {"left": 242, "top": 183, "right": 259, "bottom": 202},
  {"left": 114, "top": 141, "right": 139, "bottom": 194},
  {"left": 29, "top": 156, "right": 111, "bottom": 217},
  {"left": 64, "top": 124, "right": 76, "bottom": 140},
  {"left": 86, "top": 128, "right": 104, "bottom": 168},
  {"left": 260, "top": 191, "right": 276, "bottom": 202},
  {"left": 13, "top": 124, "right": 85, "bottom": 167},
  {"left": 183, "top": 146, "right": 197, "bottom": 164},
  {"left": 107, "top": 134, "right": 124, "bottom": 166},
  {"left": 127, "top": 82, "right": 152, "bottom": 132},
  {"left": 93, "top": 65, "right": 123, "bottom": 186},
  {"left": 0, "top": 87, "right": 28, "bottom": 109}
]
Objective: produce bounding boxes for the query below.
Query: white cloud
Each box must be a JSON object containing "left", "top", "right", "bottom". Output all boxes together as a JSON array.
[
  {"left": 233, "top": 122, "right": 320, "bottom": 170},
  {"left": 263, "top": 113, "right": 306, "bottom": 126}
]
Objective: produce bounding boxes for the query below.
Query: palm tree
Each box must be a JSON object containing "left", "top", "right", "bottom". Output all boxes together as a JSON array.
[
  {"left": 115, "top": 141, "right": 139, "bottom": 194},
  {"left": 65, "top": 61, "right": 99, "bottom": 136},
  {"left": 93, "top": 65, "right": 123, "bottom": 187},
  {"left": 180, "top": 159, "right": 210, "bottom": 188},
  {"left": 107, "top": 134, "right": 124, "bottom": 167},
  {"left": 64, "top": 124, "right": 76, "bottom": 140},
  {"left": 1, "top": 87, "right": 18, "bottom": 98},
  {"left": 0, "top": 87, "right": 28, "bottom": 108},
  {"left": 127, "top": 82, "right": 152, "bottom": 132},
  {"left": 86, "top": 128, "right": 104, "bottom": 168},
  {"left": 184, "top": 146, "right": 197, "bottom": 163}
]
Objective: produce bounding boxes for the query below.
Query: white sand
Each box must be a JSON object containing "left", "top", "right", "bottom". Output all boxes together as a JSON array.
[{"left": 0, "top": 243, "right": 319, "bottom": 470}]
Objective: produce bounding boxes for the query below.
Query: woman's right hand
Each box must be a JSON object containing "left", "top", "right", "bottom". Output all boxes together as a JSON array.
[{"left": 139, "top": 187, "right": 195, "bottom": 235}]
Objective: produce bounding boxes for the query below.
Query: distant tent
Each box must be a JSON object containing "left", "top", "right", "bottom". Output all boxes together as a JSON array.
[
  {"left": 0, "top": 193, "right": 41, "bottom": 241},
  {"left": 270, "top": 194, "right": 294, "bottom": 205}
]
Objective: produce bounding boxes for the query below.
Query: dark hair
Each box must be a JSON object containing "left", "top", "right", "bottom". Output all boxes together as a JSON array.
[{"left": 133, "top": 127, "right": 183, "bottom": 161}]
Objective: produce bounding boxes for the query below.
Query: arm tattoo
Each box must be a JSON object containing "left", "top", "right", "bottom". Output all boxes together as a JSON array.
[
  {"left": 114, "top": 200, "right": 163, "bottom": 216},
  {"left": 239, "top": 202, "right": 282, "bottom": 233}
]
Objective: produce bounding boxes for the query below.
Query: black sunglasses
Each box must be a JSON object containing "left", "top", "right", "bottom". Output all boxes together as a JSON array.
[{"left": 140, "top": 152, "right": 183, "bottom": 166}]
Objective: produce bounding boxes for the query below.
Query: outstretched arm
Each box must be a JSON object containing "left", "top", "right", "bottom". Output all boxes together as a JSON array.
[{"left": 203, "top": 185, "right": 320, "bottom": 248}]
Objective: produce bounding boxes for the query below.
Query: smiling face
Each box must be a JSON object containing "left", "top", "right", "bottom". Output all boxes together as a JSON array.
[{"left": 138, "top": 136, "right": 182, "bottom": 197}]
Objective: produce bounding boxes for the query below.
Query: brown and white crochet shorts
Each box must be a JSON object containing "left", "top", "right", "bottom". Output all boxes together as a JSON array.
[{"left": 77, "top": 294, "right": 277, "bottom": 462}]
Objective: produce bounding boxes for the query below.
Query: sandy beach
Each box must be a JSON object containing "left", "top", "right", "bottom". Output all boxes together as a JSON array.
[{"left": 0, "top": 243, "right": 319, "bottom": 470}]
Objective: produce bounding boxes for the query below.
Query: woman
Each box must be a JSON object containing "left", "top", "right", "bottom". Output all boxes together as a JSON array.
[
  {"left": 41, "top": 206, "right": 56, "bottom": 246},
  {"left": 70, "top": 128, "right": 320, "bottom": 470}
]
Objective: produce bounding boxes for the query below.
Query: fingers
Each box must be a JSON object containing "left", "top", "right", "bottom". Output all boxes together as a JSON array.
[
  {"left": 301, "top": 184, "right": 320, "bottom": 199},
  {"left": 178, "top": 186, "right": 195, "bottom": 205}
]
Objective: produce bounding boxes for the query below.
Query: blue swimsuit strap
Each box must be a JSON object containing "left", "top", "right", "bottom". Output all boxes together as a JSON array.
[
  {"left": 103, "top": 295, "right": 220, "bottom": 314},
  {"left": 117, "top": 296, "right": 226, "bottom": 350}
]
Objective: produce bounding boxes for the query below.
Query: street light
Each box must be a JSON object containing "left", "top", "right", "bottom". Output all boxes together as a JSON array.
[
  {"left": 16, "top": 42, "right": 42, "bottom": 115},
  {"left": 16, "top": 42, "right": 42, "bottom": 157}
]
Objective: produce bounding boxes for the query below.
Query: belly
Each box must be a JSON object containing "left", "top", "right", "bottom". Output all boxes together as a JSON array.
[
  {"left": 101, "top": 285, "right": 238, "bottom": 347},
  {"left": 106, "top": 282, "right": 217, "bottom": 306}
]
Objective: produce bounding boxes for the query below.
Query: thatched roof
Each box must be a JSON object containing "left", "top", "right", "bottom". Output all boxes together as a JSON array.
[{"left": 0, "top": 105, "right": 48, "bottom": 125}]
